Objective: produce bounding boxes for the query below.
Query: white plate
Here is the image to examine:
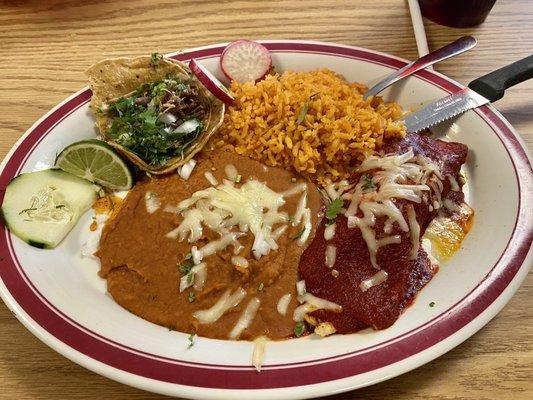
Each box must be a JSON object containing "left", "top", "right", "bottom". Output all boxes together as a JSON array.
[{"left": 0, "top": 40, "right": 531, "bottom": 399}]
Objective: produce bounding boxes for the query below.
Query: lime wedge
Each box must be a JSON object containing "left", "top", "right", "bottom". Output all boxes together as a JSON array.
[{"left": 55, "top": 139, "right": 133, "bottom": 190}]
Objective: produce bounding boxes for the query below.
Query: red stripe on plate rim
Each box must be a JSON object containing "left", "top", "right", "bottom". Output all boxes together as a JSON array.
[{"left": 0, "top": 41, "right": 531, "bottom": 390}]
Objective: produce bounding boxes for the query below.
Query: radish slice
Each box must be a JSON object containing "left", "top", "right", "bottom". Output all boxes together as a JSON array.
[
  {"left": 220, "top": 40, "right": 272, "bottom": 83},
  {"left": 188, "top": 59, "right": 234, "bottom": 105}
]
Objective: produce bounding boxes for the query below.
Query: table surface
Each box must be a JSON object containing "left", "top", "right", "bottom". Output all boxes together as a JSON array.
[{"left": 0, "top": 0, "right": 531, "bottom": 399}]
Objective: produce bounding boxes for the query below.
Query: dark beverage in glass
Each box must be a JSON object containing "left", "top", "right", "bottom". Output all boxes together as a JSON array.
[{"left": 418, "top": 0, "right": 497, "bottom": 28}]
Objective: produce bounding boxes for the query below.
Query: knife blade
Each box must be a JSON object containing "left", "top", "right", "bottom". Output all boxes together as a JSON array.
[
  {"left": 403, "top": 88, "right": 488, "bottom": 133},
  {"left": 402, "top": 55, "right": 533, "bottom": 133}
]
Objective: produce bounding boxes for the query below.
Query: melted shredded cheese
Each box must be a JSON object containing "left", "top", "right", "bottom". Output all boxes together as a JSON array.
[
  {"left": 293, "top": 293, "right": 342, "bottom": 322},
  {"left": 229, "top": 297, "right": 260, "bottom": 339},
  {"left": 324, "top": 222, "right": 336, "bottom": 241},
  {"left": 193, "top": 287, "right": 246, "bottom": 324},
  {"left": 276, "top": 294, "right": 292, "bottom": 316},
  {"left": 170, "top": 179, "right": 306, "bottom": 260},
  {"left": 344, "top": 148, "right": 443, "bottom": 269},
  {"left": 447, "top": 174, "right": 460, "bottom": 191},
  {"left": 325, "top": 244, "right": 336, "bottom": 268},
  {"left": 204, "top": 171, "right": 218, "bottom": 186},
  {"left": 359, "top": 270, "right": 388, "bottom": 292},
  {"left": 179, "top": 263, "right": 206, "bottom": 292},
  {"left": 296, "top": 280, "right": 306, "bottom": 296},
  {"left": 252, "top": 336, "right": 268, "bottom": 372},
  {"left": 406, "top": 204, "right": 420, "bottom": 259}
]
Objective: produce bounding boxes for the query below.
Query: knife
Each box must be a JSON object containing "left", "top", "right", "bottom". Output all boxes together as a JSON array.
[{"left": 403, "top": 55, "right": 533, "bottom": 133}]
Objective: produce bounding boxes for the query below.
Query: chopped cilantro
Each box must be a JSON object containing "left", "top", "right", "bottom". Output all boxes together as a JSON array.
[
  {"left": 361, "top": 174, "right": 376, "bottom": 191},
  {"left": 288, "top": 215, "right": 295, "bottom": 224},
  {"left": 186, "top": 272, "right": 195, "bottom": 285},
  {"left": 292, "top": 228, "right": 306, "bottom": 240},
  {"left": 296, "top": 93, "right": 319, "bottom": 124},
  {"left": 325, "top": 198, "right": 343, "bottom": 221},
  {"left": 235, "top": 174, "right": 242, "bottom": 183},
  {"left": 184, "top": 252, "right": 192, "bottom": 260},
  {"left": 178, "top": 259, "right": 194, "bottom": 274},
  {"left": 294, "top": 322, "right": 305, "bottom": 337},
  {"left": 258, "top": 282, "right": 265, "bottom": 292},
  {"left": 105, "top": 76, "right": 204, "bottom": 166},
  {"left": 187, "top": 332, "right": 196, "bottom": 349},
  {"left": 18, "top": 207, "right": 37, "bottom": 215},
  {"left": 429, "top": 301, "right": 435, "bottom": 308},
  {"left": 188, "top": 292, "right": 196, "bottom": 303}
]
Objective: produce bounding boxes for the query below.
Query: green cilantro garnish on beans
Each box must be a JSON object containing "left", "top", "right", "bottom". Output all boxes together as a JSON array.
[
  {"left": 188, "top": 292, "right": 196, "bottom": 303},
  {"left": 294, "top": 322, "right": 305, "bottom": 337},
  {"left": 178, "top": 259, "right": 194, "bottom": 274},
  {"left": 325, "top": 198, "right": 343, "bottom": 221},
  {"left": 187, "top": 332, "right": 196, "bottom": 349}
]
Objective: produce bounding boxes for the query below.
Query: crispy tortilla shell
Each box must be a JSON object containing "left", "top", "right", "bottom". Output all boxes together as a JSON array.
[{"left": 86, "top": 56, "right": 224, "bottom": 174}]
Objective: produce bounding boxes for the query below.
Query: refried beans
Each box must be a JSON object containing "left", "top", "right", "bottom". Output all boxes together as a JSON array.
[{"left": 96, "top": 148, "right": 322, "bottom": 340}]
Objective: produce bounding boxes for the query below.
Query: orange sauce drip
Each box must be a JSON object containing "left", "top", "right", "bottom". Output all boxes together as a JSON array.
[{"left": 424, "top": 203, "right": 474, "bottom": 261}]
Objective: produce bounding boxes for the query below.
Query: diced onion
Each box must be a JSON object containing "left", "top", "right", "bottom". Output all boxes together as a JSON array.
[
  {"left": 359, "top": 270, "right": 388, "bottom": 292},
  {"left": 193, "top": 287, "right": 246, "bottom": 324},
  {"left": 178, "top": 159, "right": 197, "bottom": 181},
  {"left": 173, "top": 119, "right": 200, "bottom": 135},
  {"left": 276, "top": 294, "right": 292, "bottom": 316},
  {"left": 158, "top": 112, "right": 177, "bottom": 125},
  {"left": 229, "top": 297, "right": 260, "bottom": 339}
]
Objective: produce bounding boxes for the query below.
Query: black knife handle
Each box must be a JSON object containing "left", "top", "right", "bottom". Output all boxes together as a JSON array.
[{"left": 468, "top": 55, "right": 533, "bottom": 102}]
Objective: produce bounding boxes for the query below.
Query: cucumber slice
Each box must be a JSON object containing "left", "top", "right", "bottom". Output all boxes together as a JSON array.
[{"left": 1, "top": 169, "right": 99, "bottom": 249}]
